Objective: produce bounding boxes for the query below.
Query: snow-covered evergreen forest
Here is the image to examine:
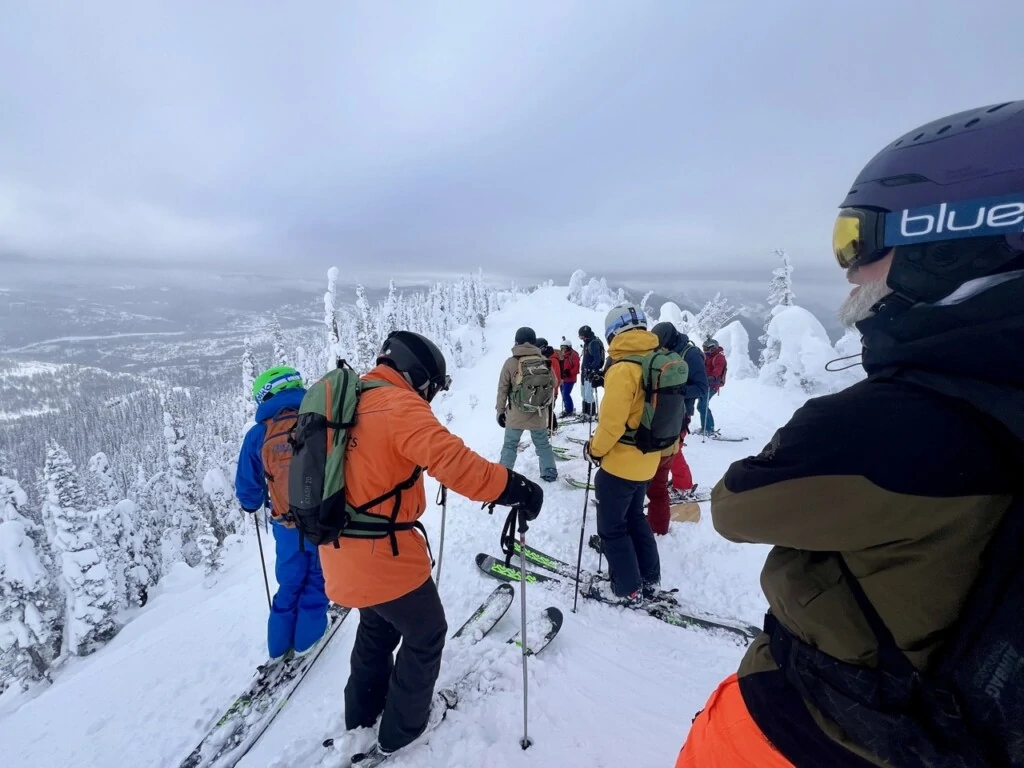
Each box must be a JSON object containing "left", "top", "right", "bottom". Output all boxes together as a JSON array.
[{"left": 0, "top": 270, "right": 522, "bottom": 702}]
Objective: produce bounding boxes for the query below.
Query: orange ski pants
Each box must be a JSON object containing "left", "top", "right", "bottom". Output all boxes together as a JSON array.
[{"left": 675, "top": 674, "right": 794, "bottom": 768}]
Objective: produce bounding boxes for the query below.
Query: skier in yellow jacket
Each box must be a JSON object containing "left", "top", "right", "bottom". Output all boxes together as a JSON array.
[{"left": 582, "top": 304, "right": 662, "bottom": 606}]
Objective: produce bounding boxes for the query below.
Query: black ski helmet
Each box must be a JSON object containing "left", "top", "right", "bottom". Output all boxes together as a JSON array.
[
  {"left": 515, "top": 327, "right": 537, "bottom": 345},
  {"left": 651, "top": 321, "right": 681, "bottom": 351},
  {"left": 535, "top": 337, "right": 548, "bottom": 349},
  {"left": 578, "top": 325, "right": 593, "bottom": 339},
  {"left": 377, "top": 331, "right": 450, "bottom": 402},
  {"left": 835, "top": 101, "right": 1024, "bottom": 307}
]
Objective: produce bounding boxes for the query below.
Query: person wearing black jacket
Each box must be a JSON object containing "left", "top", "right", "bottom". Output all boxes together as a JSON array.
[{"left": 578, "top": 325, "right": 606, "bottom": 419}]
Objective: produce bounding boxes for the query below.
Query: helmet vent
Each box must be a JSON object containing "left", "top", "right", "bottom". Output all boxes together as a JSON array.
[
  {"left": 937, "top": 125, "right": 952, "bottom": 135},
  {"left": 964, "top": 117, "right": 981, "bottom": 128},
  {"left": 987, "top": 102, "right": 1012, "bottom": 113},
  {"left": 912, "top": 132, "right": 926, "bottom": 141},
  {"left": 879, "top": 173, "right": 928, "bottom": 187}
]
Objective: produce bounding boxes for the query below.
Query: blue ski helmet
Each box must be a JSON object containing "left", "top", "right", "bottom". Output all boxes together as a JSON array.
[{"left": 833, "top": 101, "right": 1024, "bottom": 304}]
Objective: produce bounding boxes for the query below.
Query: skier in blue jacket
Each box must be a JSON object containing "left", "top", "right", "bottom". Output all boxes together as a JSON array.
[
  {"left": 235, "top": 366, "right": 329, "bottom": 660},
  {"left": 676, "top": 332, "right": 709, "bottom": 425}
]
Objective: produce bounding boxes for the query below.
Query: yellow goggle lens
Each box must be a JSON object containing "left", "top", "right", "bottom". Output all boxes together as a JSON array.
[{"left": 832, "top": 213, "right": 864, "bottom": 269}]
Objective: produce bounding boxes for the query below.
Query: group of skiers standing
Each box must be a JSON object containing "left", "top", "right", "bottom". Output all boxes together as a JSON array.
[{"left": 225, "top": 99, "right": 1024, "bottom": 768}]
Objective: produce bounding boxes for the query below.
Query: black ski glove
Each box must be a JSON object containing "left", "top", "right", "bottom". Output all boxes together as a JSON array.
[
  {"left": 497, "top": 412, "right": 506, "bottom": 428},
  {"left": 492, "top": 469, "right": 543, "bottom": 521},
  {"left": 588, "top": 371, "right": 604, "bottom": 388}
]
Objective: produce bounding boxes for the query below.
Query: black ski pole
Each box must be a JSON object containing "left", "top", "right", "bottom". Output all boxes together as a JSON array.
[
  {"left": 593, "top": 386, "right": 604, "bottom": 575},
  {"left": 573, "top": 386, "right": 598, "bottom": 612},
  {"left": 516, "top": 506, "right": 533, "bottom": 750},
  {"left": 435, "top": 484, "right": 448, "bottom": 589},
  {"left": 254, "top": 510, "right": 272, "bottom": 610}
]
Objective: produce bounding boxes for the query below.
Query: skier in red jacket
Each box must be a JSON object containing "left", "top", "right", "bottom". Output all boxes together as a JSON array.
[
  {"left": 557, "top": 338, "right": 581, "bottom": 417},
  {"left": 697, "top": 339, "right": 727, "bottom": 434}
]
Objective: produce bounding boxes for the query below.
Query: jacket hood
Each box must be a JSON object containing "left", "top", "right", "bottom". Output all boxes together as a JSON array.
[
  {"left": 858, "top": 275, "right": 1024, "bottom": 447},
  {"left": 511, "top": 342, "right": 543, "bottom": 358},
  {"left": 608, "top": 329, "right": 660, "bottom": 359},
  {"left": 255, "top": 386, "right": 307, "bottom": 422}
]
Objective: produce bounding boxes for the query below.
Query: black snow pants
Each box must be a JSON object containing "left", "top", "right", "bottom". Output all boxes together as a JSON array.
[
  {"left": 343, "top": 577, "right": 448, "bottom": 752},
  {"left": 594, "top": 467, "right": 661, "bottom": 596}
]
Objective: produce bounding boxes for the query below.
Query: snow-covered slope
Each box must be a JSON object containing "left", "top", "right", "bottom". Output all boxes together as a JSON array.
[{"left": 0, "top": 286, "right": 814, "bottom": 768}]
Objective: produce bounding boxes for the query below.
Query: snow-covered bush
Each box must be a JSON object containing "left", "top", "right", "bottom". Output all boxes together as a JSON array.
[
  {"left": 566, "top": 270, "right": 621, "bottom": 312},
  {"left": 829, "top": 328, "right": 867, "bottom": 390},
  {"left": 757, "top": 305, "right": 840, "bottom": 393},
  {"left": 656, "top": 302, "right": 700, "bottom": 339},
  {"left": 42, "top": 444, "right": 119, "bottom": 657},
  {"left": 715, "top": 321, "right": 756, "bottom": 379}
]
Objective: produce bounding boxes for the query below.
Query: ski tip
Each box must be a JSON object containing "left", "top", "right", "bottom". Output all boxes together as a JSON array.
[
  {"left": 322, "top": 738, "right": 335, "bottom": 748},
  {"left": 474, "top": 552, "right": 489, "bottom": 567},
  {"left": 544, "top": 606, "right": 565, "bottom": 630}
]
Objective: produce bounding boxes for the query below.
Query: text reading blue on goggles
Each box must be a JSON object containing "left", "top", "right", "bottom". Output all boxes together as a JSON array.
[{"left": 833, "top": 192, "right": 1024, "bottom": 269}]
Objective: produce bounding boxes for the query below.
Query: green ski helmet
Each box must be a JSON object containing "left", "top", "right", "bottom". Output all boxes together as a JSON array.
[{"left": 252, "top": 366, "right": 303, "bottom": 404}]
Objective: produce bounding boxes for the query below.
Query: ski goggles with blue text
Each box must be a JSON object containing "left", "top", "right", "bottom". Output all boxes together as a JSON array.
[{"left": 833, "top": 193, "right": 1024, "bottom": 269}]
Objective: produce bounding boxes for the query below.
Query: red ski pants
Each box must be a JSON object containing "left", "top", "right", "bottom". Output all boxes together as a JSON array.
[
  {"left": 672, "top": 443, "right": 693, "bottom": 491},
  {"left": 645, "top": 455, "right": 674, "bottom": 535}
]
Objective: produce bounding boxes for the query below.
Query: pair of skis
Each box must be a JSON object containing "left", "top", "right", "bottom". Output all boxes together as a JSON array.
[
  {"left": 517, "top": 443, "right": 574, "bottom": 461},
  {"left": 563, "top": 474, "right": 712, "bottom": 506},
  {"left": 178, "top": 603, "right": 351, "bottom": 768},
  {"left": 323, "top": 582, "right": 562, "bottom": 766},
  {"left": 475, "top": 546, "right": 759, "bottom": 643}
]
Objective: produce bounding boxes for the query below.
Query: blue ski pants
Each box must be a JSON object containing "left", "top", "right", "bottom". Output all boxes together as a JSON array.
[
  {"left": 269, "top": 521, "right": 329, "bottom": 658},
  {"left": 560, "top": 382, "right": 575, "bottom": 414}
]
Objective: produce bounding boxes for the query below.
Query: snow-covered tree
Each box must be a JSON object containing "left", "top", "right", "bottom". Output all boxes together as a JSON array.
[
  {"left": 758, "top": 305, "right": 840, "bottom": 393},
  {"left": 87, "top": 452, "right": 120, "bottom": 507},
  {"left": 270, "top": 315, "right": 288, "bottom": 367},
  {"left": 41, "top": 444, "right": 118, "bottom": 657},
  {"left": 159, "top": 400, "right": 203, "bottom": 570},
  {"left": 0, "top": 475, "right": 59, "bottom": 692},
  {"left": 767, "top": 248, "right": 796, "bottom": 309},
  {"left": 566, "top": 272, "right": 620, "bottom": 311},
  {"left": 567, "top": 270, "right": 588, "bottom": 304},
  {"left": 693, "top": 293, "right": 739, "bottom": 342},
  {"left": 714, "top": 321, "right": 756, "bottom": 379},
  {"left": 382, "top": 279, "right": 400, "bottom": 338},
  {"left": 242, "top": 337, "right": 258, "bottom": 397},
  {"left": 639, "top": 290, "right": 654, "bottom": 317},
  {"left": 354, "top": 285, "right": 376, "bottom": 372},
  {"left": 324, "top": 266, "right": 342, "bottom": 368}
]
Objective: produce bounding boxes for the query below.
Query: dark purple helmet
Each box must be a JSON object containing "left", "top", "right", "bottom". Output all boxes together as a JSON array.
[
  {"left": 836, "top": 101, "right": 1024, "bottom": 304},
  {"left": 840, "top": 101, "right": 1024, "bottom": 212}
]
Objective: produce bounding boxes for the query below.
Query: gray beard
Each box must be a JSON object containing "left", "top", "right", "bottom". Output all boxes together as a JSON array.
[{"left": 837, "top": 278, "right": 892, "bottom": 327}]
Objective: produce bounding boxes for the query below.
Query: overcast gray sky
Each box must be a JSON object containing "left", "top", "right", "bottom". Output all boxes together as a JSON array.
[{"left": 2, "top": 1, "right": 1022, "bottom": 296}]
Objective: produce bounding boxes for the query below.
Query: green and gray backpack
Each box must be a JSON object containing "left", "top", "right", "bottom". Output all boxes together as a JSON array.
[
  {"left": 510, "top": 354, "right": 555, "bottom": 413},
  {"left": 613, "top": 349, "right": 689, "bottom": 452},
  {"left": 288, "top": 361, "right": 422, "bottom": 551}
]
